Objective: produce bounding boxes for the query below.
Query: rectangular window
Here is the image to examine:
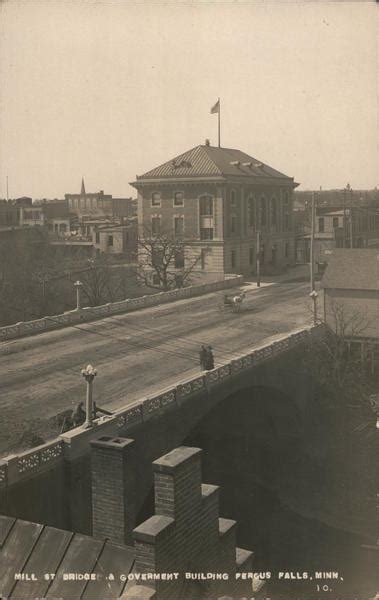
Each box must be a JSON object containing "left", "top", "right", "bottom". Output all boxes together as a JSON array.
[
  {"left": 200, "top": 228, "right": 213, "bottom": 240},
  {"left": 152, "top": 248, "right": 163, "bottom": 267},
  {"left": 108, "top": 235, "right": 113, "bottom": 246},
  {"left": 95, "top": 231, "right": 100, "bottom": 244},
  {"left": 151, "top": 216, "right": 161, "bottom": 235},
  {"left": 174, "top": 249, "right": 184, "bottom": 269},
  {"left": 318, "top": 217, "right": 324, "bottom": 233},
  {"left": 174, "top": 192, "right": 184, "bottom": 207},
  {"left": 151, "top": 192, "right": 161, "bottom": 207},
  {"left": 230, "top": 215, "right": 236, "bottom": 234},
  {"left": 333, "top": 217, "right": 339, "bottom": 228},
  {"left": 174, "top": 216, "right": 184, "bottom": 236},
  {"left": 249, "top": 247, "right": 254, "bottom": 265},
  {"left": 231, "top": 250, "right": 236, "bottom": 269},
  {"left": 284, "top": 213, "right": 291, "bottom": 231}
]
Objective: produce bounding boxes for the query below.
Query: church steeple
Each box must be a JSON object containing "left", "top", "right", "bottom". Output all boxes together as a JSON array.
[{"left": 80, "top": 177, "right": 86, "bottom": 195}]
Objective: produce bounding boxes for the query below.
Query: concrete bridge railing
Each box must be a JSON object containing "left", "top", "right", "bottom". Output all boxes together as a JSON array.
[
  {"left": 0, "top": 323, "right": 325, "bottom": 489},
  {"left": 0, "top": 275, "right": 243, "bottom": 342}
]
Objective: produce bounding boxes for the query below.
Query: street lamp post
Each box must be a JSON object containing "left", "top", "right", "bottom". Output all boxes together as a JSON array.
[
  {"left": 309, "top": 290, "right": 318, "bottom": 326},
  {"left": 81, "top": 364, "right": 97, "bottom": 428},
  {"left": 74, "top": 280, "right": 83, "bottom": 310}
]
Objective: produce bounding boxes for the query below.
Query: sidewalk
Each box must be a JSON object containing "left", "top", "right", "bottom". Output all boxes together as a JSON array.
[{"left": 244, "top": 263, "right": 311, "bottom": 286}]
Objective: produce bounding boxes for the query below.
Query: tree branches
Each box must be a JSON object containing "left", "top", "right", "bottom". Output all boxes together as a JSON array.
[{"left": 136, "top": 226, "right": 201, "bottom": 291}]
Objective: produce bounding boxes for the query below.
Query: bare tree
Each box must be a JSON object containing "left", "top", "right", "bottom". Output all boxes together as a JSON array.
[
  {"left": 137, "top": 226, "right": 202, "bottom": 291},
  {"left": 79, "top": 256, "right": 116, "bottom": 306},
  {"left": 304, "top": 300, "right": 372, "bottom": 405}
]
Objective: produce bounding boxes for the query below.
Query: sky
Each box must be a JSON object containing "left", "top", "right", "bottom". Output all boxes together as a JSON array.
[{"left": 0, "top": 0, "right": 378, "bottom": 199}]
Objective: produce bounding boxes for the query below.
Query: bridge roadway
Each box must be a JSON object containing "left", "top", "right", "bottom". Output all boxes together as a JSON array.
[{"left": 0, "top": 280, "right": 311, "bottom": 456}]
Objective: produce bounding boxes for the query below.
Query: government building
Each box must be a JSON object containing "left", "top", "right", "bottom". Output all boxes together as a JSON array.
[{"left": 131, "top": 142, "right": 298, "bottom": 283}]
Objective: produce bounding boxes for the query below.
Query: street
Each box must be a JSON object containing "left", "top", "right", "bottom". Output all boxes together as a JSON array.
[{"left": 0, "top": 280, "right": 312, "bottom": 456}]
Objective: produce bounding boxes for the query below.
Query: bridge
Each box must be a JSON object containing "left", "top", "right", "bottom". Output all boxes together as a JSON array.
[
  {"left": 0, "top": 277, "right": 310, "bottom": 457},
  {"left": 0, "top": 278, "right": 323, "bottom": 541}
]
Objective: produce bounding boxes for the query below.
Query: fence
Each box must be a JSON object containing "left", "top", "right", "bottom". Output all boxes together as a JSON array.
[{"left": 0, "top": 275, "right": 243, "bottom": 342}]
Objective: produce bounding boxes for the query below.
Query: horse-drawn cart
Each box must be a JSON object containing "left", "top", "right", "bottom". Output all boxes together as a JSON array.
[{"left": 219, "top": 291, "right": 246, "bottom": 313}]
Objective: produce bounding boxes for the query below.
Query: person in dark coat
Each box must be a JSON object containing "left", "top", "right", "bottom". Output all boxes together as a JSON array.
[
  {"left": 205, "top": 345, "right": 214, "bottom": 370},
  {"left": 199, "top": 345, "right": 207, "bottom": 370}
]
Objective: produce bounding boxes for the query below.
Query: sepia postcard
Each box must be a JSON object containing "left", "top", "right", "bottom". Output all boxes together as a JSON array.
[{"left": 0, "top": 1, "right": 378, "bottom": 599}]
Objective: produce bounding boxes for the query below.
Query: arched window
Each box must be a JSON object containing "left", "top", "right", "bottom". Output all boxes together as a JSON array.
[
  {"left": 199, "top": 195, "right": 213, "bottom": 216},
  {"left": 248, "top": 196, "right": 255, "bottom": 227},
  {"left": 151, "top": 192, "right": 161, "bottom": 207},
  {"left": 271, "top": 197, "right": 277, "bottom": 227},
  {"left": 174, "top": 192, "right": 184, "bottom": 207},
  {"left": 260, "top": 197, "right": 267, "bottom": 227},
  {"left": 199, "top": 195, "right": 214, "bottom": 240}
]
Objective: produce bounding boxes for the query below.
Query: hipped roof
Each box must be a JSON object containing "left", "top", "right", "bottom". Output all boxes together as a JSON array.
[{"left": 133, "top": 144, "right": 296, "bottom": 184}]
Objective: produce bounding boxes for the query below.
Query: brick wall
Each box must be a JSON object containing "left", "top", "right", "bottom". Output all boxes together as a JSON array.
[
  {"left": 128, "top": 446, "right": 254, "bottom": 600},
  {"left": 91, "top": 436, "right": 136, "bottom": 544}
]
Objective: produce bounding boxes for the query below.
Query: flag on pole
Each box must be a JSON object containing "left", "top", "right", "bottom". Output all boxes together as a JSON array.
[{"left": 210, "top": 99, "right": 220, "bottom": 114}]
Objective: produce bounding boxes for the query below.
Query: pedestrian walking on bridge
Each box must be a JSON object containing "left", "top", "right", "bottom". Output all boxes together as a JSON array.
[
  {"left": 205, "top": 345, "right": 214, "bottom": 370},
  {"left": 199, "top": 345, "right": 207, "bottom": 371}
]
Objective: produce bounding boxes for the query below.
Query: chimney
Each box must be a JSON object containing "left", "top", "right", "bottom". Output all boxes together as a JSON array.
[
  {"left": 205, "top": 138, "right": 210, "bottom": 146},
  {"left": 90, "top": 436, "right": 136, "bottom": 544},
  {"left": 153, "top": 446, "right": 202, "bottom": 522},
  {"left": 130, "top": 446, "right": 254, "bottom": 600}
]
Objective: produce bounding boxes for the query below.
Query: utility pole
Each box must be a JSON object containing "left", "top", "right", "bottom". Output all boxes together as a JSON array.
[
  {"left": 310, "top": 191, "right": 315, "bottom": 292},
  {"left": 350, "top": 207, "right": 353, "bottom": 249},
  {"left": 6, "top": 176, "right": 9, "bottom": 201},
  {"left": 309, "top": 191, "right": 318, "bottom": 325},
  {"left": 256, "top": 230, "right": 261, "bottom": 287},
  {"left": 343, "top": 186, "right": 347, "bottom": 248},
  {"left": 218, "top": 97, "right": 221, "bottom": 148}
]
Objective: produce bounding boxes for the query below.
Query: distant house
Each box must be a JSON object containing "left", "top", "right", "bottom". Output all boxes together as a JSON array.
[
  {"left": 321, "top": 248, "right": 379, "bottom": 340},
  {"left": 294, "top": 189, "right": 379, "bottom": 265},
  {"left": 92, "top": 222, "right": 137, "bottom": 258},
  {"left": 36, "top": 199, "right": 71, "bottom": 236},
  {"left": 65, "top": 178, "right": 135, "bottom": 220},
  {"left": 0, "top": 201, "right": 19, "bottom": 228}
]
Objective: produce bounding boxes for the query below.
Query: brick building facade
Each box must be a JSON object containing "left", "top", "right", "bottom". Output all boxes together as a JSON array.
[{"left": 132, "top": 143, "right": 297, "bottom": 283}]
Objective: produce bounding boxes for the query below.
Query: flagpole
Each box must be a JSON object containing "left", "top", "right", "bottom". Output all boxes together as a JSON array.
[{"left": 218, "top": 98, "right": 221, "bottom": 147}]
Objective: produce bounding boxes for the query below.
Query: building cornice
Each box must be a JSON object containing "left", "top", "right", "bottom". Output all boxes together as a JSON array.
[{"left": 130, "top": 176, "right": 298, "bottom": 189}]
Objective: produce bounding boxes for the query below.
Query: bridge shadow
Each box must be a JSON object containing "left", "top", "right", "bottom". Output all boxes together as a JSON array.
[
  {"left": 137, "top": 384, "right": 305, "bottom": 558},
  {"left": 136, "top": 382, "right": 360, "bottom": 579}
]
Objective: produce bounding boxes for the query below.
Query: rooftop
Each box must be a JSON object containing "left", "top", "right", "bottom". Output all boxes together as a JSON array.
[
  {"left": 0, "top": 514, "right": 134, "bottom": 599},
  {"left": 322, "top": 249, "right": 379, "bottom": 291},
  {"left": 133, "top": 144, "right": 296, "bottom": 184}
]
